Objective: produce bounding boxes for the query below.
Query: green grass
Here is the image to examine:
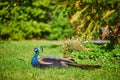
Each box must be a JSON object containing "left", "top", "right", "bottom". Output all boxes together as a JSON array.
[{"left": 0, "top": 40, "right": 120, "bottom": 80}]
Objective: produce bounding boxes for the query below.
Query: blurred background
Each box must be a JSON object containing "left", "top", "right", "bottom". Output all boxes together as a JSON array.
[{"left": 0, "top": 0, "right": 120, "bottom": 41}]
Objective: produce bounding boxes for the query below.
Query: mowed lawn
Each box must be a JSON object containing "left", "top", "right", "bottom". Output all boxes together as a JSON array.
[{"left": 0, "top": 40, "right": 120, "bottom": 80}]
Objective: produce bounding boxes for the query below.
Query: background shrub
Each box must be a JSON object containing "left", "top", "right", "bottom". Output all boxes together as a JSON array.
[
  {"left": 0, "top": 0, "right": 120, "bottom": 41},
  {"left": 0, "top": 0, "right": 75, "bottom": 40},
  {"left": 0, "top": 0, "right": 51, "bottom": 40},
  {"left": 47, "top": 6, "right": 75, "bottom": 40}
]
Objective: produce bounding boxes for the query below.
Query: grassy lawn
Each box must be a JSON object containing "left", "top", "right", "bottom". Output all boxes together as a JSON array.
[{"left": 0, "top": 40, "right": 120, "bottom": 80}]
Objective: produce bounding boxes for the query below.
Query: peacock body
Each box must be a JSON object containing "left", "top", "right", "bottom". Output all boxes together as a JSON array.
[
  {"left": 31, "top": 47, "right": 76, "bottom": 68},
  {"left": 31, "top": 46, "right": 101, "bottom": 69}
]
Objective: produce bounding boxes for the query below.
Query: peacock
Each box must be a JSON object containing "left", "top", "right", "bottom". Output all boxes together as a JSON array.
[{"left": 31, "top": 46, "right": 101, "bottom": 69}]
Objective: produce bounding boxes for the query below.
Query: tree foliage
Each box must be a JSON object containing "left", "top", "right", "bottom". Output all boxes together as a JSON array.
[
  {"left": 0, "top": 0, "right": 75, "bottom": 40},
  {"left": 0, "top": 0, "right": 120, "bottom": 40},
  {"left": 52, "top": 0, "right": 120, "bottom": 41},
  {"left": 0, "top": 0, "right": 51, "bottom": 40},
  {"left": 47, "top": 5, "right": 75, "bottom": 40},
  {"left": 57, "top": 0, "right": 120, "bottom": 40}
]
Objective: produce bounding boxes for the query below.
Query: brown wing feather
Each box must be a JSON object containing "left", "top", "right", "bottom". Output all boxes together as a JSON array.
[{"left": 38, "top": 59, "right": 53, "bottom": 64}]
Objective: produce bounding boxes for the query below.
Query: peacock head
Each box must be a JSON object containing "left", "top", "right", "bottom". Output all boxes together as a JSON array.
[
  {"left": 34, "top": 48, "right": 39, "bottom": 52},
  {"left": 33, "top": 46, "right": 43, "bottom": 52}
]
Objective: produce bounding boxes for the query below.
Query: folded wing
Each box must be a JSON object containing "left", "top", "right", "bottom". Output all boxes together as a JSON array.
[{"left": 39, "top": 56, "right": 76, "bottom": 68}]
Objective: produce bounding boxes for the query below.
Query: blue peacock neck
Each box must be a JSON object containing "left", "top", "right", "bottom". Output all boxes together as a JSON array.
[
  {"left": 34, "top": 51, "right": 39, "bottom": 58},
  {"left": 31, "top": 50, "right": 40, "bottom": 66}
]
